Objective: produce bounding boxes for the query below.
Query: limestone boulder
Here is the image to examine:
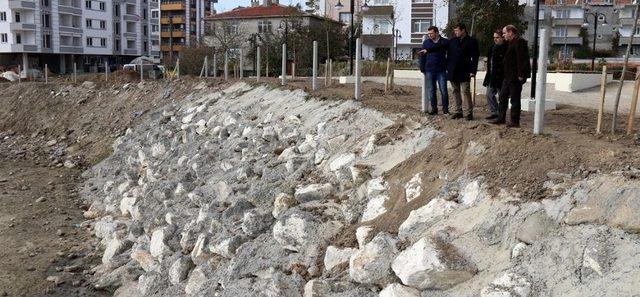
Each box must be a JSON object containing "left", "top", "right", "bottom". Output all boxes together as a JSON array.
[
  {"left": 273, "top": 203, "right": 344, "bottom": 252},
  {"left": 379, "top": 283, "right": 421, "bottom": 297},
  {"left": 480, "top": 273, "right": 531, "bottom": 297},
  {"left": 348, "top": 232, "right": 398, "bottom": 285},
  {"left": 294, "top": 183, "right": 335, "bottom": 203},
  {"left": 324, "top": 246, "right": 357, "bottom": 272},
  {"left": 398, "top": 198, "right": 458, "bottom": 241}
]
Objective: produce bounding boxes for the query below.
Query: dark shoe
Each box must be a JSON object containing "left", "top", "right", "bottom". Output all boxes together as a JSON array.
[
  {"left": 490, "top": 119, "right": 506, "bottom": 125},
  {"left": 485, "top": 114, "right": 498, "bottom": 120},
  {"left": 451, "top": 113, "right": 463, "bottom": 119},
  {"left": 427, "top": 111, "right": 438, "bottom": 115},
  {"left": 465, "top": 114, "right": 474, "bottom": 121},
  {"left": 506, "top": 122, "right": 520, "bottom": 128}
]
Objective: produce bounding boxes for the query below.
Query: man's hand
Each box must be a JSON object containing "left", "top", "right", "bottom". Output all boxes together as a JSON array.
[{"left": 419, "top": 49, "right": 427, "bottom": 55}]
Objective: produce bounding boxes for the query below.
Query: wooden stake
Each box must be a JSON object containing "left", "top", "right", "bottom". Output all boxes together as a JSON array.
[
  {"left": 596, "top": 66, "right": 608, "bottom": 134},
  {"left": 626, "top": 67, "right": 640, "bottom": 135}
]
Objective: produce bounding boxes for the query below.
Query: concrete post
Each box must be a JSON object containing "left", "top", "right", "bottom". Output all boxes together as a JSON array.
[
  {"left": 18, "top": 65, "right": 21, "bottom": 83},
  {"left": 105, "top": 61, "right": 109, "bottom": 81},
  {"left": 240, "top": 49, "right": 244, "bottom": 79},
  {"left": 224, "top": 51, "right": 229, "bottom": 81},
  {"left": 60, "top": 55, "right": 66, "bottom": 74},
  {"left": 421, "top": 73, "right": 428, "bottom": 113},
  {"left": 44, "top": 64, "right": 48, "bottom": 84},
  {"left": 21, "top": 53, "right": 28, "bottom": 79},
  {"left": 213, "top": 54, "right": 217, "bottom": 78},
  {"left": 533, "top": 29, "right": 549, "bottom": 135},
  {"left": 282, "top": 43, "right": 287, "bottom": 86},
  {"left": 312, "top": 41, "right": 318, "bottom": 91},
  {"left": 176, "top": 58, "right": 180, "bottom": 78},
  {"left": 355, "top": 38, "right": 362, "bottom": 100},
  {"left": 140, "top": 60, "right": 144, "bottom": 81},
  {"left": 257, "top": 46, "right": 261, "bottom": 82},
  {"left": 73, "top": 63, "right": 77, "bottom": 83},
  {"left": 205, "top": 56, "right": 209, "bottom": 78}
]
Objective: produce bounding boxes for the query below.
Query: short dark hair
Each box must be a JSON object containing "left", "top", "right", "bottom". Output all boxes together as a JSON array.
[
  {"left": 427, "top": 26, "right": 439, "bottom": 33},
  {"left": 454, "top": 23, "right": 467, "bottom": 31},
  {"left": 504, "top": 25, "right": 518, "bottom": 35},
  {"left": 494, "top": 29, "right": 503, "bottom": 36}
]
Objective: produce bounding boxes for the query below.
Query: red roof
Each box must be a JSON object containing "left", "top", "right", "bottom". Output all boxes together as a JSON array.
[{"left": 206, "top": 4, "right": 306, "bottom": 20}]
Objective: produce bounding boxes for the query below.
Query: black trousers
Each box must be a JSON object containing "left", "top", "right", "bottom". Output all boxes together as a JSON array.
[{"left": 498, "top": 79, "right": 524, "bottom": 124}]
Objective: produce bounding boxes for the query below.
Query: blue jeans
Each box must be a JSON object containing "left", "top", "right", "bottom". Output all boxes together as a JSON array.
[
  {"left": 486, "top": 86, "right": 499, "bottom": 116},
  {"left": 425, "top": 71, "right": 449, "bottom": 113}
]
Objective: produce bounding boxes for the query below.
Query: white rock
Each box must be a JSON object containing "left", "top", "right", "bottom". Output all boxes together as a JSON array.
[
  {"left": 314, "top": 148, "right": 328, "bottom": 165},
  {"left": 379, "top": 283, "right": 421, "bottom": 297},
  {"left": 262, "top": 126, "right": 277, "bottom": 141},
  {"left": 184, "top": 266, "right": 208, "bottom": 295},
  {"left": 356, "top": 226, "right": 374, "bottom": 248},
  {"left": 278, "top": 147, "right": 298, "bottom": 161},
  {"left": 94, "top": 217, "right": 118, "bottom": 239},
  {"left": 182, "top": 113, "right": 195, "bottom": 124},
  {"left": 460, "top": 180, "right": 488, "bottom": 206},
  {"left": 190, "top": 233, "right": 209, "bottom": 264},
  {"left": 273, "top": 210, "right": 343, "bottom": 252},
  {"left": 405, "top": 173, "right": 423, "bottom": 203},
  {"left": 294, "top": 183, "right": 334, "bottom": 203},
  {"left": 349, "top": 232, "right": 398, "bottom": 285},
  {"left": 119, "top": 193, "right": 137, "bottom": 217},
  {"left": 327, "top": 135, "right": 347, "bottom": 150},
  {"left": 361, "top": 194, "right": 390, "bottom": 222},
  {"left": 324, "top": 246, "right": 357, "bottom": 271},
  {"left": 272, "top": 193, "right": 297, "bottom": 218},
  {"left": 150, "top": 228, "right": 171, "bottom": 258},
  {"left": 366, "top": 177, "right": 388, "bottom": 197},
  {"left": 511, "top": 242, "right": 528, "bottom": 259},
  {"left": 131, "top": 249, "right": 159, "bottom": 272},
  {"left": 102, "top": 236, "right": 132, "bottom": 264},
  {"left": 391, "top": 238, "right": 475, "bottom": 290},
  {"left": 297, "top": 135, "right": 317, "bottom": 154},
  {"left": 210, "top": 236, "right": 245, "bottom": 258},
  {"left": 151, "top": 143, "right": 166, "bottom": 158},
  {"left": 195, "top": 119, "right": 207, "bottom": 135},
  {"left": 169, "top": 257, "right": 194, "bottom": 285},
  {"left": 361, "top": 135, "right": 377, "bottom": 157},
  {"left": 329, "top": 153, "right": 356, "bottom": 172},
  {"left": 398, "top": 198, "right": 458, "bottom": 241},
  {"left": 480, "top": 273, "right": 531, "bottom": 297}
]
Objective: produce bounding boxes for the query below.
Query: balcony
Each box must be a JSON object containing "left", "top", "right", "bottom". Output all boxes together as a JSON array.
[
  {"left": 362, "top": 34, "right": 393, "bottom": 46},
  {"left": 11, "top": 44, "right": 38, "bottom": 52},
  {"left": 161, "top": 44, "right": 184, "bottom": 51},
  {"left": 161, "top": 30, "right": 185, "bottom": 38},
  {"left": 161, "top": 16, "right": 185, "bottom": 24},
  {"left": 9, "top": 22, "right": 36, "bottom": 31},
  {"left": 551, "top": 36, "right": 582, "bottom": 45},
  {"left": 8, "top": 0, "right": 36, "bottom": 10},
  {"left": 619, "top": 18, "right": 638, "bottom": 26},
  {"left": 551, "top": 18, "right": 584, "bottom": 26},
  {"left": 620, "top": 37, "right": 640, "bottom": 45},
  {"left": 362, "top": 5, "right": 393, "bottom": 16},
  {"left": 160, "top": 1, "right": 185, "bottom": 11}
]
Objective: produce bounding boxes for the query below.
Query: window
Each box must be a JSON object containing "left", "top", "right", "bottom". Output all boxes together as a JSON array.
[
  {"left": 598, "top": 14, "right": 605, "bottom": 22},
  {"left": 41, "top": 0, "right": 49, "bottom": 6},
  {"left": 412, "top": 19, "right": 431, "bottom": 33},
  {"left": 42, "top": 13, "right": 51, "bottom": 28},
  {"left": 16, "top": 33, "right": 21, "bottom": 44},
  {"left": 86, "top": 19, "right": 92, "bottom": 28},
  {"left": 115, "top": 39, "right": 120, "bottom": 51},
  {"left": 100, "top": 20, "right": 106, "bottom": 29},
  {"left": 339, "top": 12, "right": 351, "bottom": 24},
  {"left": 143, "top": 25, "right": 148, "bottom": 36},
  {"left": 556, "top": 0, "right": 564, "bottom": 4},
  {"left": 555, "top": 9, "right": 570, "bottom": 18},
  {"left": 636, "top": 26, "right": 640, "bottom": 36},
  {"left": 372, "top": 0, "right": 390, "bottom": 4},
  {"left": 1, "top": 12, "right": 7, "bottom": 22},
  {"left": 114, "top": 22, "right": 120, "bottom": 34},
  {"left": 99, "top": 2, "right": 105, "bottom": 11},
  {"left": 597, "top": 34, "right": 603, "bottom": 39},
  {"left": 43, "top": 34, "right": 51, "bottom": 48},
  {"left": 258, "top": 20, "right": 272, "bottom": 34},
  {"left": 151, "top": 39, "right": 159, "bottom": 46},
  {"left": 100, "top": 38, "right": 106, "bottom": 47},
  {"left": 87, "top": 37, "right": 93, "bottom": 46},
  {"left": 114, "top": 4, "right": 120, "bottom": 17},
  {"left": 144, "top": 41, "right": 148, "bottom": 52},
  {"left": 15, "top": 12, "right": 21, "bottom": 23},
  {"left": 126, "top": 39, "right": 135, "bottom": 49},
  {"left": 413, "top": 0, "right": 433, "bottom": 2},
  {"left": 143, "top": 9, "right": 147, "bottom": 20},
  {"left": 554, "top": 27, "right": 567, "bottom": 37},
  {"left": 85, "top": 0, "right": 91, "bottom": 9},
  {"left": 152, "top": 24, "right": 159, "bottom": 32},
  {"left": 0, "top": 34, "right": 7, "bottom": 43},
  {"left": 151, "top": 10, "right": 159, "bottom": 18},
  {"left": 73, "top": 36, "right": 80, "bottom": 46}
]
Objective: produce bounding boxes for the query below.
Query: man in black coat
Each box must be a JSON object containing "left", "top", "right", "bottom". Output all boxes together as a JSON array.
[
  {"left": 483, "top": 29, "right": 507, "bottom": 120},
  {"left": 491, "top": 24, "right": 531, "bottom": 127},
  {"left": 447, "top": 23, "right": 479, "bottom": 121}
]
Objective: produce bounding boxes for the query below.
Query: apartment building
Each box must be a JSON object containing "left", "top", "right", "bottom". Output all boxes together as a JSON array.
[
  {"left": 159, "top": 0, "right": 210, "bottom": 59},
  {"left": 311, "top": 0, "right": 359, "bottom": 24},
  {"left": 360, "top": 0, "right": 450, "bottom": 61},
  {"left": 0, "top": 0, "right": 160, "bottom": 75},
  {"left": 617, "top": 1, "right": 640, "bottom": 54}
]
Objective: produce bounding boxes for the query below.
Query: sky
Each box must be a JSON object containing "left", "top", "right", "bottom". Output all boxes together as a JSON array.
[{"left": 213, "top": 0, "right": 307, "bottom": 13}]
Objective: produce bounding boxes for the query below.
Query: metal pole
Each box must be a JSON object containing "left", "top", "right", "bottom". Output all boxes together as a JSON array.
[
  {"left": 224, "top": 51, "right": 229, "bottom": 81},
  {"left": 282, "top": 43, "right": 287, "bottom": 85},
  {"left": 531, "top": 0, "right": 541, "bottom": 98},
  {"left": 313, "top": 41, "right": 318, "bottom": 91},
  {"left": 240, "top": 49, "right": 244, "bottom": 79},
  {"left": 349, "top": 0, "right": 355, "bottom": 75},
  {"left": 534, "top": 29, "right": 549, "bottom": 135},
  {"left": 592, "top": 15, "right": 597, "bottom": 71},
  {"left": 257, "top": 46, "right": 261, "bottom": 82},
  {"left": 355, "top": 38, "right": 362, "bottom": 100}
]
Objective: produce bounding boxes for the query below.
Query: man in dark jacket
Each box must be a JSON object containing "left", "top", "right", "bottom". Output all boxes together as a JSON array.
[
  {"left": 419, "top": 26, "right": 449, "bottom": 115},
  {"left": 447, "top": 23, "right": 479, "bottom": 121},
  {"left": 491, "top": 24, "right": 531, "bottom": 127},
  {"left": 483, "top": 29, "right": 507, "bottom": 120}
]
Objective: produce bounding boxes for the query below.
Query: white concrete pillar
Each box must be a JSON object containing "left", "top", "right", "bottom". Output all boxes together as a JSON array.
[
  {"left": 239, "top": 49, "right": 244, "bottom": 79},
  {"left": 422, "top": 73, "right": 428, "bottom": 113},
  {"left": 534, "top": 29, "right": 549, "bottom": 135},
  {"left": 257, "top": 46, "right": 261, "bottom": 82},
  {"left": 224, "top": 51, "right": 229, "bottom": 81},
  {"left": 60, "top": 55, "right": 66, "bottom": 74},
  {"left": 312, "top": 41, "right": 318, "bottom": 91},
  {"left": 73, "top": 62, "right": 77, "bottom": 83},
  {"left": 21, "top": 53, "right": 28, "bottom": 79},
  {"left": 205, "top": 56, "right": 209, "bottom": 78},
  {"left": 282, "top": 43, "right": 287, "bottom": 86},
  {"left": 355, "top": 38, "right": 362, "bottom": 100}
]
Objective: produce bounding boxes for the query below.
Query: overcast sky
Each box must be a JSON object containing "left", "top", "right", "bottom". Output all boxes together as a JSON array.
[{"left": 213, "top": 0, "right": 307, "bottom": 13}]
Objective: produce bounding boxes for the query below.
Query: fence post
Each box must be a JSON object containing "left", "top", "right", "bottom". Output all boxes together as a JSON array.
[
  {"left": 240, "top": 49, "right": 244, "bottom": 79},
  {"left": 312, "top": 41, "right": 318, "bottom": 91},
  {"left": 140, "top": 60, "right": 143, "bottom": 81},
  {"left": 596, "top": 66, "right": 608, "bottom": 134},
  {"left": 626, "top": 67, "right": 640, "bottom": 135},
  {"left": 18, "top": 65, "right": 21, "bottom": 84},
  {"left": 44, "top": 64, "right": 48, "bottom": 84},
  {"left": 281, "top": 43, "right": 287, "bottom": 86},
  {"left": 257, "top": 46, "right": 261, "bottom": 82},
  {"left": 177, "top": 58, "right": 180, "bottom": 78},
  {"left": 421, "top": 72, "right": 428, "bottom": 113},
  {"left": 105, "top": 61, "right": 109, "bottom": 81},
  {"left": 213, "top": 54, "right": 217, "bottom": 78},
  {"left": 329, "top": 59, "right": 333, "bottom": 86},
  {"left": 533, "top": 28, "right": 549, "bottom": 135},
  {"left": 355, "top": 38, "right": 362, "bottom": 100},
  {"left": 205, "top": 56, "right": 209, "bottom": 78},
  {"left": 224, "top": 51, "right": 229, "bottom": 81},
  {"left": 73, "top": 63, "right": 77, "bottom": 83}
]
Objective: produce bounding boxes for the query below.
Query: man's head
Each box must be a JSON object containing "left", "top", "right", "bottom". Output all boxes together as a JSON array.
[
  {"left": 493, "top": 29, "right": 504, "bottom": 45},
  {"left": 427, "top": 26, "right": 439, "bottom": 41},
  {"left": 502, "top": 25, "right": 518, "bottom": 41},
  {"left": 453, "top": 23, "right": 467, "bottom": 38}
]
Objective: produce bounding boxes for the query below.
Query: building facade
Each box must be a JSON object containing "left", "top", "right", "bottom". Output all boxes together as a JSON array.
[
  {"left": 0, "top": 0, "right": 161, "bottom": 74},
  {"left": 159, "top": 0, "right": 210, "bottom": 59},
  {"left": 359, "top": 0, "right": 450, "bottom": 61}
]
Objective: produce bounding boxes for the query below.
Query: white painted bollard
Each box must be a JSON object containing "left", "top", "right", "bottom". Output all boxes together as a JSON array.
[
  {"left": 205, "top": 56, "right": 209, "bottom": 78},
  {"left": 44, "top": 64, "right": 48, "bottom": 84},
  {"left": 213, "top": 54, "right": 217, "bottom": 78},
  {"left": 312, "top": 41, "right": 318, "bottom": 91},
  {"left": 355, "top": 38, "right": 362, "bottom": 100},
  {"left": 73, "top": 63, "right": 77, "bottom": 83},
  {"left": 282, "top": 44, "right": 287, "bottom": 86},
  {"left": 176, "top": 58, "right": 180, "bottom": 78},
  {"left": 257, "top": 46, "right": 261, "bottom": 82},
  {"left": 240, "top": 49, "right": 244, "bottom": 79},
  {"left": 534, "top": 29, "right": 549, "bottom": 135},
  {"left": 421, "top": 73, "right": 428, "bottom": 112},
  {"left": 105, "top": 61, "right": 109, "bottom": 81},
  {"left": 140, "top": 60, "right": 144, "bottom": 81},
  {"left": 224, "top": 51, "right": 229, "bottom": 81}
]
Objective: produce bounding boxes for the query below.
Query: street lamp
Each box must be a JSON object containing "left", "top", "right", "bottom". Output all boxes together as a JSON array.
[{"left": 583, "top": 9, "right": 607, "bottom": 71}]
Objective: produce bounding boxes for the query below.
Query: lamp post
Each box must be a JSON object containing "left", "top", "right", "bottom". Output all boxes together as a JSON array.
[
  {"left": 531, "top": 0, "right": 541, "bottom": 99},
  {"left": 337, "top": 0, "right": 367, "bottom": 75},
  {"left": 278, "top": 20, "right": 289, "bottom": 76},
  {"left": 583, "top": 9, "right": 607, "bottom": 71}
]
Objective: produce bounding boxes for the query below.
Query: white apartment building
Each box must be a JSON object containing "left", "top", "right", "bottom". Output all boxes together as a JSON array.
[
  {"left": 0, "top": 0, "right": 161, "bottom": 75},
  {"left": 360, "top": 0, "right": 449, "bottom": 61}
]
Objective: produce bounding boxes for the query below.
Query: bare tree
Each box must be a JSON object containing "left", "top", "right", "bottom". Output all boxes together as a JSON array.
[{"left": 204, "top": 20, "right": 249, "bottom": 54}]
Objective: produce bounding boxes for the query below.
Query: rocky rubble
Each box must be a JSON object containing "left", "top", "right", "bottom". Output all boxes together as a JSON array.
[{"left": 79, "top": 83, "right": 640, "bottom": 296}]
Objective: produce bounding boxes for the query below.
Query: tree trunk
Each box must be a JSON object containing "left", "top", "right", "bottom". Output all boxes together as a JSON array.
[{"left": 611, "top": 4, "right": 640, "bottom": 134}]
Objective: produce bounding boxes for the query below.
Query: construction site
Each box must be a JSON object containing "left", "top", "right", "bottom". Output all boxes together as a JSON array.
[{"left": 0, "top": 62, "right": 639, "bottom": 297}]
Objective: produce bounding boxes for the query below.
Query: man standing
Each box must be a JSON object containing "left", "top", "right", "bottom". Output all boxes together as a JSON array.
[
  {"left": 447, "top": 23, "right": 479, "bottom": 120},
  {"left": 419, "top": 26, "right": 449, "bottom": 115},
  {"left": 491, "top": 25, "right": 531, "bottom": 127},
  {"left": 483, "top": 29, "right": 507, "bottom": 120}
]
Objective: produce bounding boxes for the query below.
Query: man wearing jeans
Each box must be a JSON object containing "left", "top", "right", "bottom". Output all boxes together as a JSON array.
[
  {"left": 447, "top": 23, "right": 479, "bottom": 121},
  {"left": 483, "top": 29, "right": 507, "bottom": 120},
  {"left": 419, "top": 26, "right": 449, "bottom": 115}
]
